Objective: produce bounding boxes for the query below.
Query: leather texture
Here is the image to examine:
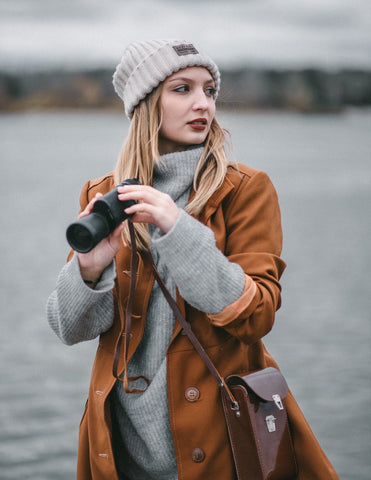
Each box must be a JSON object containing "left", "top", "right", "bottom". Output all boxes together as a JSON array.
[{"left": 223, "top": 368, "right": 297, "bottom": 479}]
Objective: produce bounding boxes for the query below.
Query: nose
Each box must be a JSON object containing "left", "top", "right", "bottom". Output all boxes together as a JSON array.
[{"left": 192, "top": 88, "right": 209, "bottom": 111}]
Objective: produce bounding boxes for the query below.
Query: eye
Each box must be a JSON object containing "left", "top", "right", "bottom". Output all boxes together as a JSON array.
[
  {"left": 205, "top": 87, "right": 217, "bottom": 98},
  {"left": 173, "top": 84, "right": 189, "bottom": 93}
]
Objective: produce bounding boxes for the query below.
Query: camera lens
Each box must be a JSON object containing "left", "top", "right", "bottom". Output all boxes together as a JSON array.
[
  {"left": 66, "top": 224, "right": 94, "bottom": 253},
  {"left": 66, "top": 213, "right": 110, "bottom": 253}
]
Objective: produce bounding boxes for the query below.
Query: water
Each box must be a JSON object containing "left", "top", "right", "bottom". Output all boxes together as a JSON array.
[{"left": 0, "top": 109, "right": 370, "bottom": 479}]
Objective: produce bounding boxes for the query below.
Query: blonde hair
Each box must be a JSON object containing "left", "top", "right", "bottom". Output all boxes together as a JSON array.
[{"left": 114, "top": 85, "right": 229, "bottom": 251}]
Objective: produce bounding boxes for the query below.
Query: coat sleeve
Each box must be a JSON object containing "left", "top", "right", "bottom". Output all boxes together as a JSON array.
[{"left": 206, "top": 169, "right": 286, "bottom": 344}]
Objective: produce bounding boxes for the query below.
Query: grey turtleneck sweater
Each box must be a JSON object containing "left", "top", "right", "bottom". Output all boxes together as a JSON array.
[{"left": 47, "top": 147, "right": 245, "bottom": 480}]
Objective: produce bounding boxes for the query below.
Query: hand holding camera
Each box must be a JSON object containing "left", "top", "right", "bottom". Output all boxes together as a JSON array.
[
  {"left": 117, "top": 183, "right": 179, "bottom": 234},
  {"left": 66, "top": 178, "right": 140, "bottom": 284},
  {"left": 66, "top": 178, "right": 141, "bottom": 253},
  {"left": 66, "top": 178, "right": 179, "bottom": 284}
]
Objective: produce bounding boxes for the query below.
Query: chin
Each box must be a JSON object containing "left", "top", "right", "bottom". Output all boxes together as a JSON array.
[{"left": 187, "top": 133, "right": 208, "bottom": 145}]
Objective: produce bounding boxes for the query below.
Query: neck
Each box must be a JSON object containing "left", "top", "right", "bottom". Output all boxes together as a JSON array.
[
  {"left": 158, "top": 139, "right": 203, "bottom": 156},
  {"left": 158, "top": 144, "right": 187, "bottom": 155}
]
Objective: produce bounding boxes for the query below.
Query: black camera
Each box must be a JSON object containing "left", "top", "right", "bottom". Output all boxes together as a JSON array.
[{"left": 66, "top": 178, "right": 140, "bottom": 253}]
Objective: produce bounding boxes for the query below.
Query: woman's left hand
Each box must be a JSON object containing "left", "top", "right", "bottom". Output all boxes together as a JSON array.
[{"left": 117, "top": 184, "right": 179, "bottom": 234}]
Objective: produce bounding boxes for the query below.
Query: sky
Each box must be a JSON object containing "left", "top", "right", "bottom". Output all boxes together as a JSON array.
[{"left": 1, "top": 0, "right": 371, "bottom": 72}]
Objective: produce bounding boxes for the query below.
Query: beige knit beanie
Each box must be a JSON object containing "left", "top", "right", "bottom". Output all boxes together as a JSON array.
[{"left": 112, "top": 39, "right": 221, "bottom": 119}]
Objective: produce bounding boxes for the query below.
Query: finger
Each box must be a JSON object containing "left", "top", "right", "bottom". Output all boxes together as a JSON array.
[
  {"left": 124, "top": 202, "right": 157, "bottom": 217},
  {"left": 117, "top": 185, "right": 152, "bottom": 193},
  {"left": 78, "top": 193, "right": 103, "bottom": 219},
  {"left": 117, "top": 184, "right": 159, "bottom": 198},
  {"left": 118, "top": 189, "right": 170, "bottom": 207},
  {"left": 118, "top": 188, "right": 155, "bottom": 201},
  {"left": 128, "top": 212, "right": 155, "bottom": 224},
  {"left": 125, "top": 202, "right": 179, "bottom": 233}
]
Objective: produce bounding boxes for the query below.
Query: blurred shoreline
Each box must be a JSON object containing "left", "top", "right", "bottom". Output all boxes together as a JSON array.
[{"left": 1, "top": 67, "right": 370, "bottom": 113}]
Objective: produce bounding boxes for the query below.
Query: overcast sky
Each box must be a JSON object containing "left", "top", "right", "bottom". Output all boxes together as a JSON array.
[{"left": 1, "top": 0, "right": 370, "bottom": 71}]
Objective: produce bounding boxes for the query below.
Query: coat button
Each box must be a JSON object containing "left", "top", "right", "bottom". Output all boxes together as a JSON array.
[
  {"left": 185, "top": 387, "right": 200, "bottom": 402},
  {"left": 192, "top": 448, "right": 205, "bottom": 463}
]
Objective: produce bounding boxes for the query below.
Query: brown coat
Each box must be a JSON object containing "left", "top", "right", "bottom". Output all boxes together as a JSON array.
[{"left": 75, "top": 163, "right": 338, "bottom": 479}]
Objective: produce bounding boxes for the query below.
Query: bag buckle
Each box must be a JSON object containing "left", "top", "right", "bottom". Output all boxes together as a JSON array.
[
  {"left": 272, "top": 394, "right": 284, "bottom": 410},
  {"left": 265, "top": 414, "right": 277, "bottom": 432},
  {"left": 231, "top": 400, "right": 241, "bottom": 418}
]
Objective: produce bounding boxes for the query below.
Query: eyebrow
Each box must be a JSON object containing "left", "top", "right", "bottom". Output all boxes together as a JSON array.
[{"left": 167, "top": 76, "right": 215, "bottom": 85}]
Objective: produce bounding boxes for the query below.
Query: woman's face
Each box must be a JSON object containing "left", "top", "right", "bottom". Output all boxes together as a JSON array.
[{"left": 158, "top": 66, "right": 217, "bottom": 155}]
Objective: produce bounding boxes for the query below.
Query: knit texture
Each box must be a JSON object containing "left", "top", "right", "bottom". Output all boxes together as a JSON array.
[
  {"left": 112, "top": 39, "right": 220, "bottom": 118},
  {"left": 46, "top": 256, "right": 115, "bottom": 345}
]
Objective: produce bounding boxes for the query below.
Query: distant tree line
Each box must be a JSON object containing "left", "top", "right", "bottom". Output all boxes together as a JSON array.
[
  {"left": 220, "top": 68, "right": 371, "bottom": 112},
  {"left": 0, "top": 67, "right": 370, "bottom": 112}
]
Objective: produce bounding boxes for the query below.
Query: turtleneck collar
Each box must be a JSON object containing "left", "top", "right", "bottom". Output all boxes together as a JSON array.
[{"left": 152, "top": 146, "right": 203, "bottom": 203}]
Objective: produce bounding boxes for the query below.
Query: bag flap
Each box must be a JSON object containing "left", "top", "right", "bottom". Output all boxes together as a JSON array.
[{"left": 227, "top": 367, "right": 289, "bottom": 402}]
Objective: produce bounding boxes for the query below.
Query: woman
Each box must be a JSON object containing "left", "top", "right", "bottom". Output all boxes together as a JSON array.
[{"left": 47, "top": 39, "right": 338, "bottom": 480}]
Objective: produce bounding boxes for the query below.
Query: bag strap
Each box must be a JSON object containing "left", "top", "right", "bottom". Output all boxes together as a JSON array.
[{"left": 113, "top": 221, "right": 238, "bottom": 408}]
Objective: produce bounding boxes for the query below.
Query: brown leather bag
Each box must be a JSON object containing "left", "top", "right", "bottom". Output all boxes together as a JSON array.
[
  {"left": 114, "top": 222, "right": 298, "bottom": 479},
  {"left": 222, "top": 368, "right": 297, "bottom": 479}
]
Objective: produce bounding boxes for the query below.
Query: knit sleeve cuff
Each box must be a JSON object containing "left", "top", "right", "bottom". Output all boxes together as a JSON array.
[
  {"left": 207, "top": 275, "right": 257, "bottom": 326},
  {"left": 46, "top": 255, "right": 116, "bottom": 345},
  {"left": 149, "top": 208, "right": 185, "bottom": 248},
  {"left": 71, "top": 254, "right": 116, "bottom": 292}
]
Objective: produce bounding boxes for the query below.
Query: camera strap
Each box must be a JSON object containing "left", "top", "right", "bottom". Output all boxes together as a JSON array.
[{"left": 112, "top": 220, "right": 150, "bottom": 394}]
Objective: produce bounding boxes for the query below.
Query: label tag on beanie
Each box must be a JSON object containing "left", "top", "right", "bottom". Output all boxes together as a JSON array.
[{"left": 173, "top": 44, "right": 199, "bottom": 56}]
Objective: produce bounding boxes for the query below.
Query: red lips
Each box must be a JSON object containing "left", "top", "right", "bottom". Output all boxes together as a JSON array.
[{"left": 187, "top": 118, "right": 207, "bottom": 130}]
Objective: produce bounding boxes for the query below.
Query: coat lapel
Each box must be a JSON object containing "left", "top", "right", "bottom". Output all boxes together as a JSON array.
[{"left": 193, "top": 175, "right": 234, "bottom": 224}]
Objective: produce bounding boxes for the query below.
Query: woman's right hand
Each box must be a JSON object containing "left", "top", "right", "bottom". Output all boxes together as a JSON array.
[{"left": 76, "top": 193, "right": 124, "bottom": 283}]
